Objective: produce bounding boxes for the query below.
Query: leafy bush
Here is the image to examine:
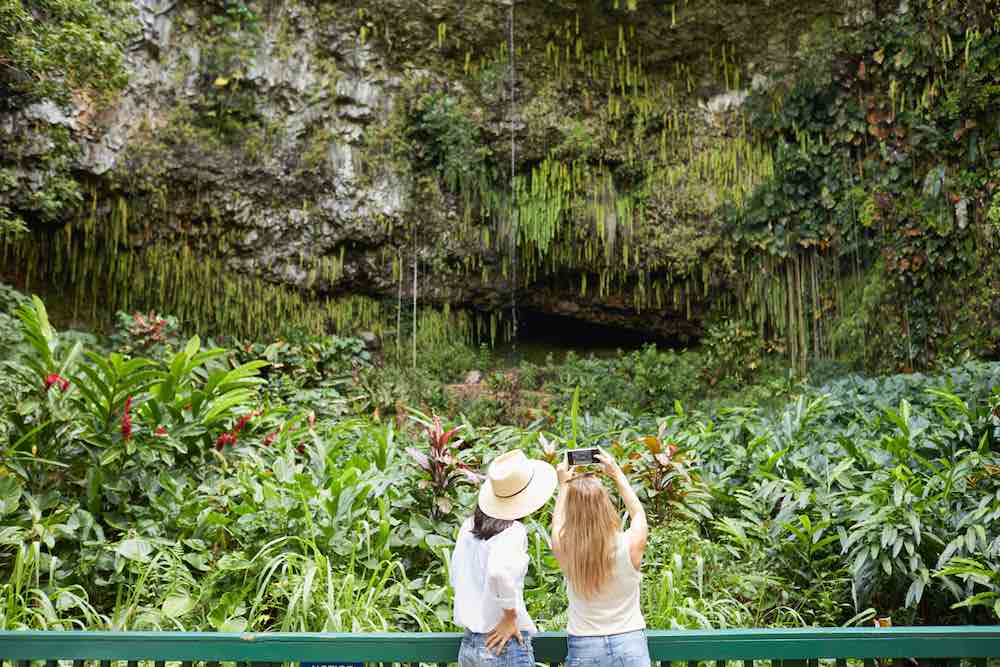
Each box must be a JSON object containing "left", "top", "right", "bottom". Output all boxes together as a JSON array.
[
  {"left": 0, "top": 283, "right": 27, "bottom": 354},
  {"left": 111, "top": 311, "right": 182, "bottom": 357},
  {"left": 543, "top": 345, "right": 705, "bottom": 416},
  {"left": 407, "top": 93, "right": 490, "bottom": 195},
  {"left": 2, "top": 293, "right": 999, "bottom": 630},
  {"left": 693, "top": 363, "right": 1000, "bottom": 622},
  {"left": 0, "top": 0, "right": 134, "bottom": 109},
  {"left": 701, "top": 318, "right": 764, "bottom": 389}
]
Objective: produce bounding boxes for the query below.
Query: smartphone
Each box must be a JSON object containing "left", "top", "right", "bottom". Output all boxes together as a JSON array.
[{"left": 567, "top": 448, "right": 599, "bottom": 466}]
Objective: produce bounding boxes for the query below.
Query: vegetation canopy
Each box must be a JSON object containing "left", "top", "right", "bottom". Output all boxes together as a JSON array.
[
  {"left": 0, "top": 287, "right": 997, "bottom": 631},
  {"left": 0, "top": 0, "right": 999, "bottom": 636}
]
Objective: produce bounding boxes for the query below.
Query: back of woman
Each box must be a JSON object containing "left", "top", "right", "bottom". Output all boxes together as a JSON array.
[
  {"left": 450, "top": 449, "right": 558, "bottom": 667},
  {"left": 566, "top": 529, "right": 643, "bottom": 637},
  {"left": 552, "top": 450, "right": 650, "bottom": 667}
]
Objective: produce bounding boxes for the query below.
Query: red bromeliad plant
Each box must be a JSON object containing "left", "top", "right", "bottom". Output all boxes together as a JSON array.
[
  {"left": 405, "top": 414, "right": 481, "bottom": 516},
  {"left": 615, "top": 432, "right": 712, "bottom": 522}
]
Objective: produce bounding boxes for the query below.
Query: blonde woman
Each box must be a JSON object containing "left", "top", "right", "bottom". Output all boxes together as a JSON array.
[
  {"left": 451, "top": 449, "right": 558, "bottom": 667},
  {"left": 552, "top": 448, "right": 650, "bottom": 667}
]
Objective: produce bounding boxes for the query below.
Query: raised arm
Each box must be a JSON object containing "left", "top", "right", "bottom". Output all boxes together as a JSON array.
[
  {"left": 550, "top": 459, "right": 571, "bottom": 565},
  {"left": 596, "top": 447, "right": 648, "bottom": 570}
]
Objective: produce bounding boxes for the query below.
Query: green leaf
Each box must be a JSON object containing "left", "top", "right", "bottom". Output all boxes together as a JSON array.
[
  {"left": 182, "top": 552, "right": 211, "bottom": 571},
  {"left": 217, "top": 553, "right": 252, "bottom": 571},
  {"left": 219, "top": 617, "right": 248, "bottom": 632},
  {"left": 425, "top": 533, "right": 452, "bottom": 548},
  {"left": 162, "top": 594, "right": 195, "bottom": 619},
  {"left": 184, "top": 336, "right": 201, "bottom": 359},
  {"left": 100, "top": 448, "right": 123, "bottom": 467},
  {"left": 423, "top": 587, "right": 446, "bottom": 606},
  {"left": 904, "top": 577, "right": 925, "bottom": 608},
  {"left": 116, "top": 537, "right": 153, "bottom": 562},
  {"left": 409, "top": 514, "right": 427, "bottom": 540},
  {"left": 0, "top": 477, "right": 22, "bottom": 515}
]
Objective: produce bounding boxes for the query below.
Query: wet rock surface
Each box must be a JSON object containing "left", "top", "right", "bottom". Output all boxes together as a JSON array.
[{"left": 1, "top": 0, "right": 873, "bottom": 337}]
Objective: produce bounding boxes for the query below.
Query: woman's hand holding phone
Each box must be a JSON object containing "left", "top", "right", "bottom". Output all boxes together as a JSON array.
[{"left": 594, "top": 447, "right": 623, "bottom": 480}]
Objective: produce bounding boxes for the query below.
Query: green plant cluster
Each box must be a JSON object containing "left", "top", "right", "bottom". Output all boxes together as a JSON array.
[
  {"left": 726, "top": 0, "right": 1000, "bottom": 372},
  {"left": 701, "top": 365, "right": 1000, "bottom": 622},
  {"left": 0, "top": 0, "right": 133, "bottom": 109},
  {"left": 2, "top": 290, "right": 999, "bottom": 631},
  {"left": 407, "top": 93, "right": 493, "bottom": 199},
  {"left": 0, "top": 0, "right": 135, "bottom": 235},
  {"left": 491, "top": 332, "right": 772, "bottom": 422},
  {"left": 188, "top": 0, "right": 265, "bottom": 139}
]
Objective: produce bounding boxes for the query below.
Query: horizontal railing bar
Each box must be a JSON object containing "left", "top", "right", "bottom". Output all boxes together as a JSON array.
[{"left": 1, "top": 628, "right": 999, "bottom": 664}]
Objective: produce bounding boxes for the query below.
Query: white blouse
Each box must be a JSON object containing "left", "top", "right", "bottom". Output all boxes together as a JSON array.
[{"left": 450, "top": 517, "right": 536, "bottom": 633}]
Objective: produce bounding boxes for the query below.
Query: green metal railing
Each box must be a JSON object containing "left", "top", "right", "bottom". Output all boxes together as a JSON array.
[{"left": 2, "top": 628, "right": 999, "bottom": 667}]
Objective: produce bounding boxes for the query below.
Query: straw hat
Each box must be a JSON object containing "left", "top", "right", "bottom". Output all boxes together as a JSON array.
[{"left": 478, "top": 449, "right": 558, "bottom": 521}]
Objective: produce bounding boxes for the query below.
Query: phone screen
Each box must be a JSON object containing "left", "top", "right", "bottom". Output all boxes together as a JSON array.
[{"left": 567, "top": 448, "right": 598, "bottom": 466}]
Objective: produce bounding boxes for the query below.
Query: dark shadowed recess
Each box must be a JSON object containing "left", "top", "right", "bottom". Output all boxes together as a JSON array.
[{"left": 494, "top": 309, "right": 690, "bottom": 365}]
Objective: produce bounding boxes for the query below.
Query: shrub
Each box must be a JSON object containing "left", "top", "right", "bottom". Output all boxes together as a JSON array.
[
  {"left": 701, "top": 319, "right": 764, "bottom": 389},
  {"left": 407, "top": 93, "right": 490, "bottom": 195}
]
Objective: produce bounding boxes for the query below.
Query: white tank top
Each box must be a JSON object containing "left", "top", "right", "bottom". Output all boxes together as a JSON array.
[{"left": 566, "top": 532, "right": 645, "bottom": 636}]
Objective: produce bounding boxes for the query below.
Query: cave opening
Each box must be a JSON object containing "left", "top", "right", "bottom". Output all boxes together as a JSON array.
[{"left": 493, "top": 309, "right": 691, "bottom": 365}]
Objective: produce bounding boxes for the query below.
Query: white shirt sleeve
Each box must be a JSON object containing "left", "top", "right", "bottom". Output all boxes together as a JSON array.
[
  {"left": 486, "top": 522, "right": 529, "bottom": 610},
  {"left": 450, "top": 518, "right": 471, "bottom": 590}
]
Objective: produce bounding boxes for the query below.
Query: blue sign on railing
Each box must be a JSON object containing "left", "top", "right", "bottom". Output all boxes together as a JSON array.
[{"left": 301, "top": 662, "right": 363, "bottom": 667}]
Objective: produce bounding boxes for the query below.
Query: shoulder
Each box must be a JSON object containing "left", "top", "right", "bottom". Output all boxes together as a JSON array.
[
  {"left": 493, "top": 520, "right": 527, "bottom": 546},
  {"left": 456, "top": 516, "right": 474, "bottom": 541}
]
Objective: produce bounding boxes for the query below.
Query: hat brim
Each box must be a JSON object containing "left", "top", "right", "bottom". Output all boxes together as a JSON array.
[{"left": 478, "top": 459, "right": 558, "bottom": 521}]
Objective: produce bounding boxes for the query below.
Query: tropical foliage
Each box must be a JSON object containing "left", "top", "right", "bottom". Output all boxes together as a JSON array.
[{"left": 1, "top": 289, "right": 997, "bottom": 631}]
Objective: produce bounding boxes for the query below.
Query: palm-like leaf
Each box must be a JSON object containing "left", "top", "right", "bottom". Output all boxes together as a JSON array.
[{"left": 14, "top": 296, "right": 59, "bottom": 378}]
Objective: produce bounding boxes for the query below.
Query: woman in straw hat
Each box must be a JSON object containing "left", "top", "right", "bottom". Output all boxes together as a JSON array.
[
  {"left": 450, "top": 449, "right": 558, "bottom": 666},
  {"left": 552, "top": 447, "right": 650, "bottom": 667}
]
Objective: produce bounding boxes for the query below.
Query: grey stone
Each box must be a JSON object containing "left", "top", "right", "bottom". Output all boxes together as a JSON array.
[
  {"left": 359, "top": 331, "right": 381, "bottom": 349},
  {"left": 0, "top": 0, "right": 839, "bottom": 340}
]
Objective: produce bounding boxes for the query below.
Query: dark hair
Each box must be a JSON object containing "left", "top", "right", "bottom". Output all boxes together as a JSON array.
[{"left": 472, "top": 505, "right": 513, "bottom": 540}]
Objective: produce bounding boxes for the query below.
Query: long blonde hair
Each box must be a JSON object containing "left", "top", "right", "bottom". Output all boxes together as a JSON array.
[{"left": 559, "top": 475, "right": 621, "bottom": 597}]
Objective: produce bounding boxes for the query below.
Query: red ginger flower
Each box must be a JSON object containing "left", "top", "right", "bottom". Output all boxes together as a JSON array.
[
  {"left": 155, "top": 425, "right": 168, "bottom": 437},
  {"left": 263, "top": 430, "right": 278, "bottom": 446},
  {"left": 121, "top": 396, "right": 134, "bottom": 442},
  {"left": 216, "top": 431, "right": 237, "bottom": 450},
  {"left": 234, "top": 414, "right": 252, "bottom": 433},
  {"left": 44, "top": 373, "right": 70, "bottom": 392}
]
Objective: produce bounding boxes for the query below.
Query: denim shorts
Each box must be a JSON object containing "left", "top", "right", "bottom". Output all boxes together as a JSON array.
[
  {"left": 567, "top": 629, "right": 651, "bottom": 667},
  {"left": 458, "top": 630, "right": 535, "bottom": 667}
]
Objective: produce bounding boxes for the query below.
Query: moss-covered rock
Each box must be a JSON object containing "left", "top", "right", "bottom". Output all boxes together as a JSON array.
[{"left": 1, "top": 0, "right": 997, "bottom": 371}]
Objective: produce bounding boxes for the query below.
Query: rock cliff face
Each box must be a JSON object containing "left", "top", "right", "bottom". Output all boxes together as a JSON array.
[{"left": 0, "top": 0, "right": 877, "bottom": 340}]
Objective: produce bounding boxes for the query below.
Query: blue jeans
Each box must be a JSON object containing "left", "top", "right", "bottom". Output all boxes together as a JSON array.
[
  {"left": 567, "top": 629, "right": 651, "bottom": 667},
  {"left": 458, "top": 630, "right": 535, "bottom": 667}
]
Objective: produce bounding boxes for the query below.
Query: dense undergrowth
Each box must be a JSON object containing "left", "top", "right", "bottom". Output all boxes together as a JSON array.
[{"left": 1, "top": 285, "right": 997, "bottom": 631}]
